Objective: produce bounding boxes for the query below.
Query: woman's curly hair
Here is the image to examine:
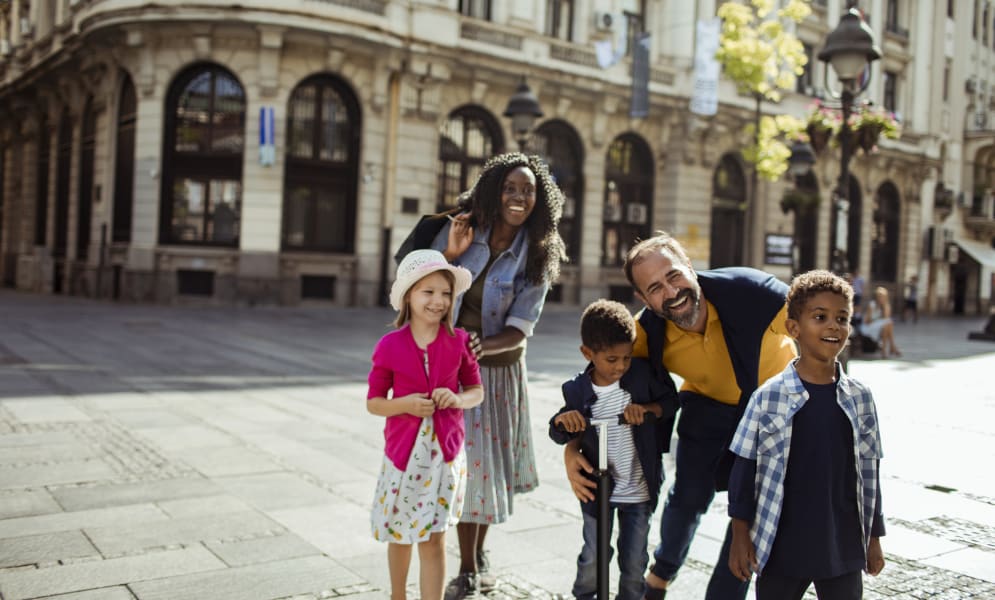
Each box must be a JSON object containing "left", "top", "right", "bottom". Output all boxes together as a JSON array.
[{"left": 456, "top": 152, "right": 567, "bottom": 284}]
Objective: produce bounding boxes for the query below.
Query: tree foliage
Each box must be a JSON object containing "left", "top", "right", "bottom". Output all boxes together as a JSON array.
[{"left": 716, "top": 0, "right": 812, "bottom": 181}]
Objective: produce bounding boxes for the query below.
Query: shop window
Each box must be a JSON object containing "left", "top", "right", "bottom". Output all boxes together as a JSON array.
[
  {"left": 113, "top": 74, "right": 137, "bottom": 243},
  {"left": 437, "top": 106, "right": 504, "bottom": 211},
  {"left": 533, "top": 119, "right": 584, "bottom": 264},
  {"left": 602, "top": 133, "right": 653, "bottom": 267}
]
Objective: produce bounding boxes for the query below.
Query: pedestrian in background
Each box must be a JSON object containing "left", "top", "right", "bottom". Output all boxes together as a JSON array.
[
  {"left": 727, "top": 270, "right": 886, "bottom": 600},
  {"left": 548, "top": 300, "right": 677, "bottom": 600},
  {"left": 366, "top": 250, "right": 484, "bottom": 600},
  {"left": 430, "top": 153, "right": 567, "bottom": 599},
  {"left": 903, "top": 275, "right": 919, "bottom": 323},
  {"left": 861, "top": 286, "right": 902, "bottom": 358}
]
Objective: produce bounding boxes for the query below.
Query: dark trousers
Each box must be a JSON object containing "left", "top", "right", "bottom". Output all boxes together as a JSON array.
[
  {"left": 756, "top": 570, "right": 863, "bottom": 600},
  {"left": 573, "top": 501, "right": 653, "bottom": 600},
  {"left": 650, "top": 395, "right": 747, "bottom": 600}
]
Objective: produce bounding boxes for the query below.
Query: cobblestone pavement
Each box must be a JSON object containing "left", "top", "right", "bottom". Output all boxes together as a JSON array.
[{"left": 0, "top": 290, "right": 993, "bottom": 599}]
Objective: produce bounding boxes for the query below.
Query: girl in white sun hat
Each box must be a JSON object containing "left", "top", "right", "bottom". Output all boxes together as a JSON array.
[{"left": 367, "top": 249, "right": 483, "bottom": 600}]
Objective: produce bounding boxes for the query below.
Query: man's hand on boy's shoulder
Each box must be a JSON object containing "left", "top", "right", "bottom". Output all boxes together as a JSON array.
[{"left": 553, "top": 410, "right": 587, "bottom": 433}]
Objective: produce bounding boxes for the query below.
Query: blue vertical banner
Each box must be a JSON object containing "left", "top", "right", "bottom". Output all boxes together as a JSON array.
[
  {"left": 259, "top": 106, "right": 275, "bottom": 166},
  {"left": 630, "top": 33, "right": 651, "bottom": 119}
]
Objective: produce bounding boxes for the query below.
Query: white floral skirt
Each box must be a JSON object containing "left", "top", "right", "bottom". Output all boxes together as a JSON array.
[{"left": 371, "top": 418, "right": 467, "bottom": 544}]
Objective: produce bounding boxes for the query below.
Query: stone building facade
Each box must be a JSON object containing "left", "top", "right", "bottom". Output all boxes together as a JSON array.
[{"left": 0, "top": 0, "right": 992, "bottom": 313}]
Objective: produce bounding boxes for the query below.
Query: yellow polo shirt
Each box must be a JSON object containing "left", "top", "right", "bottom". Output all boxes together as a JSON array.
[{"left": 633, "top": 301, "right": 797, "bottom": 405}]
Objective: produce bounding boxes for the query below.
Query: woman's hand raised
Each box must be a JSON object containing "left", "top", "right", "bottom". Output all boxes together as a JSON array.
[{"left": 443, "top": 213, "right": 474, "bottom": 261}]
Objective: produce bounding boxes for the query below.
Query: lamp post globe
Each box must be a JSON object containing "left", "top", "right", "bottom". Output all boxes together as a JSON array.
[
  {"left": 788, "top": 140, "right": 816, "bottom": 178},
  {"left": 503, "top": 77, "right": 544, "bottom": 152}
]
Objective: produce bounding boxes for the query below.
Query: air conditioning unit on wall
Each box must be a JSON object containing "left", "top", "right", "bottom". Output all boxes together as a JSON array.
[{"left": 593, "top": 11, "right": 617, "bottom": 33}]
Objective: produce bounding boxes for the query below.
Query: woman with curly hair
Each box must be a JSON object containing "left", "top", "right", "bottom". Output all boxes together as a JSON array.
[{"left": 430, "top": 152, "right": 566, "bottom": 599}]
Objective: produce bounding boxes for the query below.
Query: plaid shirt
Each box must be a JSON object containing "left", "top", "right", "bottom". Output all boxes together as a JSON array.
[{"left": 729, "top": 360, "right": 883, "bottom": 574}]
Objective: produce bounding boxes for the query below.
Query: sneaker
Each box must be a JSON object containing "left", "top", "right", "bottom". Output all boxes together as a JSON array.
[
  {"left": 476, "top": 549, "right": 497, "bottom": 593},
  {"left": 444, "top": 572, "right": 477, "bottom": 600}
]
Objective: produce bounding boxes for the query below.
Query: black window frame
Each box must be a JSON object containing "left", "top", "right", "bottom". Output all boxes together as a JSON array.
[
  {"left": 54, "top": 110, "right": 72, "bottom": 260},
  {"left": 545, "top": 0, "right": 574, "bottom": 41},
  {"left": 113, "top": 74, "right": 137, "bottom": 243},
  {"left": 602, "top": 133, "right": 654, "bottom": 268},
  {"left": 458, "top": 0, "right": 491, "bottom": 20},
  {"left": 710, "top": 153, "right": 748, "bottom": 269},
  {"left": 437, "top": 105, "right": 505, "bottom": 212},
  {"left": 282, "top": 74, "right": 362, "bottom": 254},
  {"left": 160, "top": 63, "right": 246, "bottom": 247},
  {"left": 34, "top": 115, "right": 50, "bottom": 246},
  {"left": 77, "top": 97, "right": 96, "bottom": 260},
  {"left": 871, "top": 182, "right": 901, "bottom": 283},
  {"left": 533, "top": 119, "right": 584, "bottom": 264},
  {"left": 883, "top": 70, "right": 898, "bottom": 114}
]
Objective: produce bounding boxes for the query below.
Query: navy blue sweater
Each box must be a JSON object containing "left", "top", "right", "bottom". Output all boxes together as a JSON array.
[{"left": 549, "top": 358, "right": 679, "bottom": 516}]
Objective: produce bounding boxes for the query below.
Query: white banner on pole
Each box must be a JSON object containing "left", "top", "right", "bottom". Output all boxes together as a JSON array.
[{"left": 690, "top": 18, "right": 721, "bottom": 117}]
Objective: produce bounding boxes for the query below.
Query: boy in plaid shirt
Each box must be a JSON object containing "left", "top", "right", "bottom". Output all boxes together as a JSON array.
[{"left": 727, "top": 270, "right": 885, "bottom": 600}]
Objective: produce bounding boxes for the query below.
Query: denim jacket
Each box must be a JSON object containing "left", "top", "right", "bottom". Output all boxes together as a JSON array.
[{"left": 431, "top": 221, "right": 548, "bottom": 337}]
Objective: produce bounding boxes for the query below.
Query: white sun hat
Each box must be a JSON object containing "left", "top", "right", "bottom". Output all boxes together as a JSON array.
[{"left": 390, "top": 249, "right": 473, "bottom": 311}]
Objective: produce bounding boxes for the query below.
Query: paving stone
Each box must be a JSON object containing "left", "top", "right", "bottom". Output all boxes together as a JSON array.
[
  {"left": 1, "top": 460, "right": 118, "bottom": 490},
  {"left": 0, "top": 441, "right": 98, "bottom": 465},
  {"left": 0, "top": 504, "right": 167, "bottom": 539},
  {"left": 204, "top": 532, "right": 320, "bottom": 567},
  {"left": 2, "top": 399, "right": 93, "bottom": 423},
  {"left": 0, "top": 546, "right": 224, "bottom": 600},
  {"left": 36, "top": 587, "right": 136, "bottom": 599},
  {"left": 0, "top": 489, "right": 63, "bottom": 519},
  {"left": 173, "top": 445, "right": 283, "bottom": 477},
  {"left": 156, "top": 494, "right": 254, "bottom": 519},
  {"left": 269, "top": 502, "right": 381, "bottom": 560},
  {"left": 922, "top": 547, "right": 995, "bottom": 584},
  {"left": 0, "top": 431, "right": 78, "bottom": 448},
  {"left": 216, "top": 473, "right": 333, "bottom": 511},
  {"left": 0, "top": 530, "right": 98, "bottom": 568},
  {"left": 84, "top": 510, "right": 283, "bottom": 556},
  {"left": 133, "top": 425, "right": 235, "bottom": 451},
  {"left": 105, "top": 409, "right": 193, "bottom": 428},
  {"left": 129, "top": 555, "right": 363, "bottom": 600},
  {"left": 50, "top": 477, "right": 223, "bottom": 511}
]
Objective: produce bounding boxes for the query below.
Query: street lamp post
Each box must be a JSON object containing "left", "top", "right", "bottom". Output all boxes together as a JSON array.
[
  {"left": 818, "top": 5, "right": 881, "bottom": 274},
  {"left": 787, "top": 139, "right": 816, "bottom": 274},
  {"left": 502, "top": 77, "right": 544, "bottom": 152}
]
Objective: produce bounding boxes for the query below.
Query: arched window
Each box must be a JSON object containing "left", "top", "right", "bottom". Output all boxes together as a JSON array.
[
  {"left": 794, "top": 171, "right": 820, "bottom": 273},
  {"left": 54, "top": 109, "right": 72, "bottom": 260},
  {"left": 113, "top": 74, "right": 137, "bottom": 243},
  {"left": 710, "top": 154, "right": 747, "bottom": 268},
  {"left": 160, "top": 63, "right": 245, "bottom": 246},
  {"left": 437, "top": 106, "right": 504, "bottom": 211},
  {"left": 533, "top": 119, "right": 583, "bottom": 263},
  {"left": 77, "top": 97, "right": 96, "bottom": 259},
  {"left": 871, "top": 181, "right": 901, "bottom": 282},
  {"left": 602, "top": 133, "right": 653, "bottom": 267},
  {"left": 828, "top": 175, "right": 862, "bottom": 273},
  {"left": 283, "top": 74, "right": 361, "bottom": 252},
  {"left": 35, "top": 114, "right": 50, "bottom": 246}
]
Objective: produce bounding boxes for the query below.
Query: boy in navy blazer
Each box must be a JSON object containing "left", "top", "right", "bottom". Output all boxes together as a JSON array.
[{"left": 549, "top": 300, "right": 678, "bottom": 600}]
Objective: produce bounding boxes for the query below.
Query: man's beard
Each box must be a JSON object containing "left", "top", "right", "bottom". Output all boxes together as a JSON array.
[{"left": 653, "top": 287, "right": 701, "bottom": 329}]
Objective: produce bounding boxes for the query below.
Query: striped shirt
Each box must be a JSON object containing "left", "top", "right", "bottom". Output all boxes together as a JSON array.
[{"left": 590, "top": 381, "right": 649, "bottom": 504}]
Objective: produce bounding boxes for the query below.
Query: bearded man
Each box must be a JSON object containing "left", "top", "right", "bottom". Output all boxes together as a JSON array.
[{"left": 564, "top": 232, "right": 797, "bottom": 600}]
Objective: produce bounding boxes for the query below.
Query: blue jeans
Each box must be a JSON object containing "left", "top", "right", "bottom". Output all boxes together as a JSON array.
[
  {"left": 573, "top": 500, "right": 653, "bottom": 600},
  {"left": 650, "top": 395, "right": 749, "bottom": 600}
]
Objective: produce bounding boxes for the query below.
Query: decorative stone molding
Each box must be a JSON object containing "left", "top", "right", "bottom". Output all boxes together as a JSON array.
[
  {"left": 460, "top": 21, "right": 522, "bottom": 51},
  {"left": 257, "top": 26, "right": 284, "bottom": 98},
  {"left": 549, "top": 42, "right": 597, "bottom": 68}
]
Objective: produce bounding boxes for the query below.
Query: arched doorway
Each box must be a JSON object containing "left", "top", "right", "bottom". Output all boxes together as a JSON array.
[
  {"left": 437, "top": 105, "right": 504, "bottom": 211},
  {"left": 54, "top": 109, "right": 72, "bottom": 293},
  {"left": 794, "top": 171, "right": 820, "bottom": 273},
  {"left": 828, "top": 175, "right": 862, "bottom": 273},
  {"left": 77, "top": 97, "right": 96, "bottom": 260},
  {"left": 533, "top": 119, "right": 584, "bottom": 264},
  {"left": 871, "top": 181, "right": 900, "bottom": 283},
  {"left": 711, "top": 154, "right": 747, "bottom": 268},
  {"left": 113, "top": 74, "right": 137, "bottom": 243},
  {"left": 160, "top": 63, "right": 246, "bottom": 246},
  {"left": 602, "top": 133, "right": 653, "bottom": 267},
  {"left": 282, "top": 74, "right": 361, "bottom": 253}
]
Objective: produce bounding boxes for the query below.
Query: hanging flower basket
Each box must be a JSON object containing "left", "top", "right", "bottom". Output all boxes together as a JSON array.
[
  {"left": 851, "top": 104, "right": 901, "bottom": 153},
  {"left": 780, "top": 188, "right": 821, "bottom": 215},
  {"left": 804, "top": 101, "right": 840, "bottom": 154},
  {"left": 806, "top": 123, "right": 833, "bottom": 154},
  {"left": 857, "top": 123, "right": 883, "bottom": 152}
]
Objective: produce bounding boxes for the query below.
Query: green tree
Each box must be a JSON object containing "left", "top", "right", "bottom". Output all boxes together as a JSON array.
[{"left": 716, "top": 0, "right": 811, "bottom": 181}]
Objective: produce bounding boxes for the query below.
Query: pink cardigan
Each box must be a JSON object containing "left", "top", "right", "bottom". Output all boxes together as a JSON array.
[{"left": 367, "top": 324, "right": 482, "bottom": 470}]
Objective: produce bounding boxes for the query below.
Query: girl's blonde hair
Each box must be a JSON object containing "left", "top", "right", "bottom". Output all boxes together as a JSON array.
[{"left": 393, "top": 270, "right": 458, "bottom": 335}]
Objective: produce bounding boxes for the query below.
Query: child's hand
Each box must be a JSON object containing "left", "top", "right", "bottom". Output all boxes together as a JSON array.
[
  {"left": 728, "top": 519, "right": 757, "bottom": 583},
  {"left": 623, "top": 403, "right": 648, "bottom": 425},
  {"left": 432, "top": 387, "right": 460, "bottom": 409},
  {"left": 866, "top": 537, "right": 885, "bottom": 575},
  {"left": 406, "top": 393, "right": 435, "bottom": 417},
  {"left": 554, "top": 410, "right": 587, "bottom": 433}
]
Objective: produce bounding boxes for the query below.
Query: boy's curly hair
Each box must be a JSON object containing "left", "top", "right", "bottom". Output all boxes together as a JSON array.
[
  {"left": 580, "top": 299, "right": 636, "bottom": 351},
  {"left": 457, "top": 152, "right": 567, "bottom": 284},
  {"left": 787, "top": 270, "right": 854, "bottom": 320}
]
